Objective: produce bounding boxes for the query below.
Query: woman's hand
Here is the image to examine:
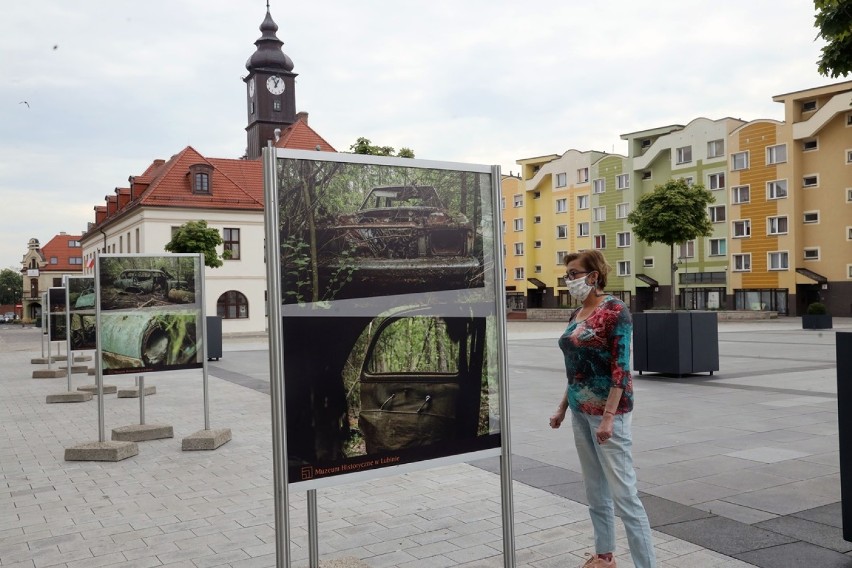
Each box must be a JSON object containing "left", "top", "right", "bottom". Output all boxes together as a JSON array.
[
  {"left": 596, "top": 413, "right": 614, "bottom": 444},
  {"left": 549, "top": 405, "right": 567, "bottom": 429}
]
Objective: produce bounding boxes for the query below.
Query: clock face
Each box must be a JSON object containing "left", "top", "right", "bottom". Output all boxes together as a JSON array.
[
  {"left": 248, "top": 77, "right": 255, "bottom": 97},
  {"left": 266, "top": 75, "right": 285, "bottom": 95}
]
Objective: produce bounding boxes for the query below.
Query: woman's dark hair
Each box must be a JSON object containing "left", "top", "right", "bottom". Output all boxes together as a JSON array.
[{"left": 564, "top": 250, "right": 610, "bottom": 289}]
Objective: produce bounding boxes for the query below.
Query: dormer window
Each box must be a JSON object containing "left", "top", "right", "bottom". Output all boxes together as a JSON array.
[{"left": 188, "top": 163, "right": 214, "bottom": 194}]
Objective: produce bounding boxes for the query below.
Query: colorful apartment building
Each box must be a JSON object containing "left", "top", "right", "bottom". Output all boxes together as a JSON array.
[{"left": 503, "top": 80, "right": 852, "bottom": 316}]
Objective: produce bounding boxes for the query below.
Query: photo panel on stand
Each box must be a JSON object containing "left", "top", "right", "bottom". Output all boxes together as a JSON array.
[
  {"left": 67, "top": 277, "right": 96, "bottom": 351},
  {"left": 274, "top": 153, "right": 502, "bottom": 489}
]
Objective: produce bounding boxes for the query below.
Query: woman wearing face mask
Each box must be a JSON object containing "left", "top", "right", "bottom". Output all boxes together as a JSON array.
[{"left": 549, "top": 250, "right": 656, "bottom": 568}]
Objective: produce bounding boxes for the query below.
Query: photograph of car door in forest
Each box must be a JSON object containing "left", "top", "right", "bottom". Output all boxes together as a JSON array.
[
  {"left": 277, "top": 157, "right": 501, "bottom": 486},
  {"left": 97, "top": 255, "right": 203, "bottom": 375},
  {"left": 67, "top": 276, "right": 96, "bottom": 351},
  {"left": 276, "top": 159, "right": 489, "bottom": 303},
  {"left": 48, "top": 287, "right": 67, "bottom": 343}
]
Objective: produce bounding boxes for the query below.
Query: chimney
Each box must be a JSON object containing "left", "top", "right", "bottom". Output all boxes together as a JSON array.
[{"left": 295, "top": 111, "right": 309, "bottom": 125}]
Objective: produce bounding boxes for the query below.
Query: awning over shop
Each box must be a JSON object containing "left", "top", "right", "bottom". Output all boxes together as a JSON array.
[
  {"left": 635, "top": 274, "right": 659, "bottom": 287},
  {"left": 527, "top": 278, "right": 547, "bottom": 289},
  {"left": 796, "top": 268, "right": 828, "bottom": 284}
]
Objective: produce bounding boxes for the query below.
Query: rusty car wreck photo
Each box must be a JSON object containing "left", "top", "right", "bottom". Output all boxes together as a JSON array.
[{"left": 315, "top": 185, "right": 482, "bottom": 298}]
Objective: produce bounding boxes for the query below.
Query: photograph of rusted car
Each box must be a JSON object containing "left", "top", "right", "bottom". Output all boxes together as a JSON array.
[{"left": 99, "top": 256, "right": 198, "bottom": 311}]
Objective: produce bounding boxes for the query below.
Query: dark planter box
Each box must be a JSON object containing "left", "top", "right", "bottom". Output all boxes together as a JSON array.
[
  {"left": 206, "top": 316, "right": 223, "bottom": 361},
  {"left": 802, "top": 314, "right": 832, "bottom": 329},
  {"left": 633, "top": 311, "right": 719, "bottom": 376}
]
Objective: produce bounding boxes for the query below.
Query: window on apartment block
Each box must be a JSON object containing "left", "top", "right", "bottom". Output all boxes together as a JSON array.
[
  {"left": 803, "top": 211, "right": 819, "bottom": 224},
  {"left": 556, "top": 251, "right": 568, "bottom": 265},
  {"left": 849, "top": 227, "right": 852, "bottom": 240},
  {"left": 513, "top": 194, "right": 523, "bottom": 207},
  {"left": 768, "top": 251, "right": 789, "bottom": 270},
  {"left": 514, "top": 267, "right": 525, "bottom": 280},
  {"left": 643, "top": 257, "right": 654, "bottom": 268},
  {"left": 217, "top": 290, "right": 248, "bottom": 319},
  {"left": 681, "top": 176, "right": 695, "bottom": 186},
  {"left": 533, "top": 191, "right": 541, "bottom": 199},
  {"left": 617, "top": 231, "right": 631, "bottom": 248},
  {"left": 514, "top": 243, "right": 524, "bottom": 256},
  {"left": 556, "top": 198, "right": 567, "bottom": 213},
  {"left": 534, "top": 240, "right": 542, "bottom": 248},
  {"left": 223, "top": 228, "right": 241, "bottom": 260},
  {"left": 733, "top": 220, "right": 751, "bottom": 238},
  {"left": 708, "top": 172, "right": 725, "bottom": 190},
  {"left": 847, "top": 112, "right": 852, "bottom": 126},
  {"left": 677, "top": 240, "right": 695, "bottom": 259},
  {"left": 534, "top": 265, "right": 542, "bottom": 273},
  {"left": 803, "top": 175, "right": 819, "bottom": 188},
  {"left": 708, "top": 205, "right": 726, "bottom": 223},
  {"left": 641, "top": 171, "right": 652, "bottom": 180},
  {"left": 533, "top": 215, "right": 542, "bottom": 223},
  {"left": 593, "top": 178, "right": 605, "bottom": 194},
  {"left": 556, "top": 173, "right": 567, "bottom": 187},
  {"left": 556, "top": 225, "right": 568, "bottom": 239},
  {"left": 802, "top": 100, "right": 817, "bottom": 112},
  {"left": 846, "top": 149, "right": 852, "bottom": 164},
  {"left": 593, "top": 206, "right": 606, "bottom": 222},
  {"left": 731, "top": 151, "right": 749, "bottom": 171},
  {"left": 513, "top": 219, "right": 524, "bottom": 231},
  {"left": 707, "top": 139, "right": 725, "bottom": 158},
  {"left": 577, "top": 195, "right": 589, "bottom": 210},
  {"left": 616, "top": 203, "right": 629, "bottom": 219},
  {"left": 848, "top": 188, "right": 852, "bottom": 202},
  {"left": 733, "top": 253, "right": 751, "bottom": 271},
  {"left": 768, "top": 216, "right": 788, "bottom": 235},
  {"left": 641, "top": 139, "right": 652, "bottom": 150},
  {"left": 803, "top": 138, "right": 818, "bottom": 151},
  {"left": 501, "top": 197, "right": 505, "bottom": 209},
  {"left": 709, "top": 238, "right": 726, "bottom": 256},
  {"left": 577, "top": 222, "right": 589, "bottom": 237},
  {"left": 767, "top": 144, "right": 787, "bottom": 165},
  {"left": 616, "top": 174, "right": 629, "bottom": 189},
  {"left": 768, "top": 180, "right": 788, "bottom": 199},
  {"left": 803, "top": 248, "right": 820, "bottom": 261},
  {"left": 675, "top": 146, "right": 692, "bottom": 164},
  {"left": 577, "top": 168, "right": 589, "bottom": 183},
  {"left": 594, "top": 234, "right": 606, "bottom": 249},
  {"left": 617, "top": 260, "right": 631, "bottom": 276},
  {"left": 732, "top": 185, "right": 750, "bottom": 204}
]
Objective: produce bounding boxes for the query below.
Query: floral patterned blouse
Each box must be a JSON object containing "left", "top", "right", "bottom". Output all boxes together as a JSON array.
[{"left": 558, "top": 296, "right": 634, "bottom": 415}]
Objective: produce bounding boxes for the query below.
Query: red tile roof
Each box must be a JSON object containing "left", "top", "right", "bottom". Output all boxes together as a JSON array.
[
  {"left": 274, "top": 119, "right": 336, "bottom": 152},
  {"left": 40, "top": 234, "right": 84, "bottom": 272}
]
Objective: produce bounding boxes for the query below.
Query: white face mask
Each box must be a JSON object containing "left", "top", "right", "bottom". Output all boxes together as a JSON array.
[{"left": 567, "top": 275, "right": 594, "bottom": 301}]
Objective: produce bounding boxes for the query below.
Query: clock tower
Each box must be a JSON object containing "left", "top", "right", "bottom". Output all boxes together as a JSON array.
[{"left": 244, "top": 8, "right": 297, "bottom": 160}]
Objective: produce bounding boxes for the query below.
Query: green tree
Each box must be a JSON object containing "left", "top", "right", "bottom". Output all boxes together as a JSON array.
[
  {"left": 814, "top": 0, "right": 852, "bottom": 78},
  {"left": 164, "top": 220, "right": 227, "bottom": 268},
  {"left": 626, "top": 179, "right": 715, "bottom": 311},
  {"left": 349, "top": 137, "right": 415, "bottom": 158},
  {"left": 0, "top": 268, "right": 23, "bottom": 305}
]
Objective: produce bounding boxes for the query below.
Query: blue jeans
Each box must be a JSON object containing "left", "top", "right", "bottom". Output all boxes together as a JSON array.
[{"left": 571, "top": 410, "right": 656, "bottom": 568}]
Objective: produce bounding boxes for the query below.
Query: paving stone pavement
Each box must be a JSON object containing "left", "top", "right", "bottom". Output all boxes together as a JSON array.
[{"left": 1, "top": 318, "right": 850, "bottom": 567}]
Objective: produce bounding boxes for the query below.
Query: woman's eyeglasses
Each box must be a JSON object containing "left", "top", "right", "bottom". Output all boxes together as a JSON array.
[{"left": 566, "top": 270, "right": 589, "bottom": 280}]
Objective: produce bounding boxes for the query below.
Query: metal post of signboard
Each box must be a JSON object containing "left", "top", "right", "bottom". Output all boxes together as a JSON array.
[
  {"left": 307, "top": 490, "right": 319, "bottom": 566},
  {"left": 198, "top": 253, "right": 210, "bottom": 431},
  {"left": 263, "top": 144, "right": 292, "bottom": 568},
  {"left": 491, "top": 165, "right": 516, "bottom": 568},
  {"left": 65, "top": 283, "right": 73, "bottom": 392},
  {"left": 139, "top": 376, "right": 146, "bottom": 425},
  {"left": 94, "top": 253, "right": 106, "bottom": 443}
]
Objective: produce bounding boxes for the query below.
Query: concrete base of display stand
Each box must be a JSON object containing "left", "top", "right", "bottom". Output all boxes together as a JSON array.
[
  {"left": 58, "top": 365, "right": 89, "bottom": 374},
  {"left": 49, "top": 355, "right": 66, "bottom": 363},
  {"left": 64, "top": 441, "right": 138, "bottom": 462},
  {"left": 181, "top": 428, "right": 231, "bottom": 451},
  {"left": 46, "top": 391, "right": 93, "bottom": 403},
  {"left": 111, "top": 424, "right": 173, "bottom": 442},
  {"left": 73, "top": 354, "right": 92, "bottom": 362},
  {"left": 117, "top": 386, "right": 156, "bottom": 398},
  {"left": 32, "top": 369, "right": 65, "bottom": 379},
  {"left": 31, "top": 357, "right": 49, "bottom": 364},
  {"left": 77, "top": 384, "right": 118, "bottom": 395}
]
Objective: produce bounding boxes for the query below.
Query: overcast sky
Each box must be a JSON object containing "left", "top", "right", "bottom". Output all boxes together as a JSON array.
[{"left": 0, "top": 0, "right": 832, "bottom": 271}]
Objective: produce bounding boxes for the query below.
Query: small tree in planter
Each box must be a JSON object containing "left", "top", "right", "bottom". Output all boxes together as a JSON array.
[
  {"left": 627, "top": 179, "right": 718, "bottom": 376},
  {"left": 803, "top": 302, "right": 832, "bottom": 329},
  {"left": 627, "top": 178, "right": 715, "bottom": 310}
]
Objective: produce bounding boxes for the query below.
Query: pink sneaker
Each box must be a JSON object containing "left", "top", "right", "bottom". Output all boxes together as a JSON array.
[{"left": 580, "top": 552, "right": 617, "bottom": 567}]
